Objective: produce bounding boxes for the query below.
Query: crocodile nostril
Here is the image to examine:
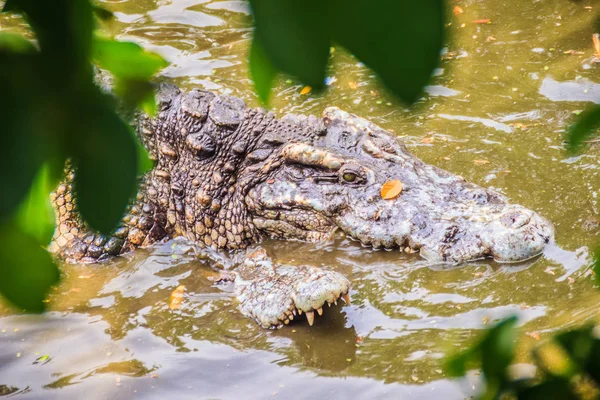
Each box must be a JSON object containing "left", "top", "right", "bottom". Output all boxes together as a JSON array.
[{"left": 500, "top": 210, "right": 531, "bottom": 229}]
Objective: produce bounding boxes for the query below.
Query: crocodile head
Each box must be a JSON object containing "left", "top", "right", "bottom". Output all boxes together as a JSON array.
[{"left": 245, "top": 108, "right": 554, "bottom": 264}]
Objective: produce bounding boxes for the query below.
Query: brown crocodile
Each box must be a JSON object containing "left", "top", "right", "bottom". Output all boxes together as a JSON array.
[{"left": 48, "top": 83, "right": 554, "bottom": 328}]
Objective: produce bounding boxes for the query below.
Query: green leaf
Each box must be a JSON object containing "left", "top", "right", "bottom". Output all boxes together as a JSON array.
[
  {"left": 0, "top": 32, "right": 35, "bottom": 53},
  {"left": 0, "top": 54, "right": 47, "bottom": 224},
  {"left": 445, "top": 316, "right": 518, "bottom": 399},
  {"left": 585, "top": 339, "right": 600, "bottom": 384},
  {"left": 10, "top": 0, "right": 94, "bottom": 77},
  {"left": 92, "top": 36, "right": 168, "bottom": 81},
  {"left": 554, "top": 326, "right": 594, "bottom": 369},
  {"left": 70, "top": 93, "right": 138, "bottom": 235},
  {"left": 249, "top": 0, "right": 329, "bottom": 89},
  {"left": 14, "top": 164, "right": 57, "bottom": 245},
  {"left": 480, "top": 316, "right": 518, "bottom": 399},
  {"left": 481, "top": 316, "right": 518, "bottom": 381},
  {"left": 114, "top": 78, "right": 158, "bottom": 115},
  {"left": 328, "top": 0, "right": 444, "bottom": 104},
  {"left": 2, "top": 0, "right": 19, "bottom": 12},
  {"left": 0, "top": 222, "right": 60, "bottom": 312},
  {"left": 445, "top": 341, "right": 481, "bottom": 377},
  {"left": 136, "top": 138, "right": 154, "bottom": 177},
  {"left": 516, "top": 377, "right": 576, "bottom": 400},
  {"left": 566, "top": 104, "right": 600, "bottom": 154},
  {"left": 249, "top": 34, "right": 277, "bottom": 104},
  {"left": 92, "top": 4, "right": 113, "bottom": 21}
]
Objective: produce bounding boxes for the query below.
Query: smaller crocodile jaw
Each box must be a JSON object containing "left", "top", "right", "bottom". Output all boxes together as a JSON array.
[{"left": 234, "top": 249, "right": 350, "bottom": 329}]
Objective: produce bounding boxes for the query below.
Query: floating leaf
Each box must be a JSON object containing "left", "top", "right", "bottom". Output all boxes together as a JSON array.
[
  {"left": 380, "top": 180, "right": 403, "bottom": 200},
  {"left": 33, "top": 354, "right": 50, "bottom": 364},
  {"left": 169, "top": 285, "right": 185, "bottom": 310},
  {"left": 348, "top": 81, "right": 358, "bottom": 89},
  {"left": 474, "top": 159, "right": 489, "bottom": 165},
  {"left": 453, "top": 6, "right": 463, "bottom": 15},
  {"left": 472, "top": 19, "right": 491, "bottom": 24},
  {"left": 593, "top": 33, "right": 600, "bottom": 58},
  {"left": 300, "top": 86, "right": 312, "bottom": 95}
]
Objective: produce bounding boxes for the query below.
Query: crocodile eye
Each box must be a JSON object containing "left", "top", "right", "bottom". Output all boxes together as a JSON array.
[{"left": 343, "top": 173, "right": 357, "bottom": 183}]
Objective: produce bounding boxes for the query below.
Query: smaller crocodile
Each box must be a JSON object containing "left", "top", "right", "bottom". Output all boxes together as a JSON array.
[{"left": 49, "top": 84, "right": 554, "bottom": 328}]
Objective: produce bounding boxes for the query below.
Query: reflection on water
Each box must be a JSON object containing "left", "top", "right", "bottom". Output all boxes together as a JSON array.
[{"left": 1, "top": 0, "right": 600, "bottom": 398}]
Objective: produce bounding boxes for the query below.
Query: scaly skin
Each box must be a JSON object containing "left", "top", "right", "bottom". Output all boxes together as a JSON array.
[{"left": 48, "top": 83, "right": 554, "bottom": 328}]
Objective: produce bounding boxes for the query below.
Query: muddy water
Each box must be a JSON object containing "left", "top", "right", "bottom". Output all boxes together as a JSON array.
[{"left": 1, "top": 0, "right": 600, "bottom": 398}]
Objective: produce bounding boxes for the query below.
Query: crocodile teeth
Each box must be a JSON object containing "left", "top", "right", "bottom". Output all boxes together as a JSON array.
[
  {"left": 334, "top": 300, "right": 337, "bottom": 306},
  {"left": 306, "top": 311, "right": 315, "bottom": 326},
  {"left": 292, "top": 309, "right": 297, "bottom": 316},
  {"left": 342, "top": 293, "right": 351, "bottom": 305},
  {"left": 289, "top": 314, "right": 294, "bottom": 321},
  {"left": 284, "top": 319, "right": 290, "bottom": 325},
  {"left": 327, "top": 302, "right": 331, "bottom": 307},
  {"left": 298, "top": 309, "right": 303, "bottom": 315},
  {"left": 316, "top": 307, "right": 323, "bottom": 316}
]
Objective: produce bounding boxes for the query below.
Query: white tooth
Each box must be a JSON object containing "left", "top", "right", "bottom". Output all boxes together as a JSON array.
[
  {"left": 327, "top": 302, "right": 331, "bottom": 307},
  {"left": 306, "top": 311, "right": 315, "bottom": 326},
  {"left": 342, "top": 293, "right": 351, "bottom": 304},
  {"left": 292, "top": 309, "right": 297, "bottom": 316},
  {"left": 334, "top": 300, "right": 338, "bottom": 306},
  {"left": 284, "top": 319, "right": 290, "bottom": 325},
  {"left": 298, "top": 309, "right": 303, "bottom": 315},
  {"left": 289, "top": 314, "right": 294, "bottom": 321},
  {"left": 317, "top": 307, "right": 323, "bottom": 316}
]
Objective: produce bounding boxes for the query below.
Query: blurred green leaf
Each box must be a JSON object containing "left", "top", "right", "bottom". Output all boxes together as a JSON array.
[
  {"left": 9, "top": 0, "right": 94, "bottom": 79},
  {"left": 0, "top": 53, "right": 46, "bottom": 224},
  {"left": 14, "top": 164, "right": 58, "bottom": 245},
  {"left": 135, "top": 135, "right": 154, "bottom": 176},
  {"left": 70, "top": 94, "right": 138, "bottom": 235},
  {"left": 93, "top": 37, "right": 166, "bottom": 113},
  {"left": 550, "top": 325, "right": 600, "bottom": 385},
  {"left": 92, "top": 4, "right": 113, "bottom": 21},
  {"left": 249, "top": 0, "right": 329, "bottom": 90},
  {"left": 516, "top": 377, "right": 576, "bottom": 400},
  {"left": 249, "top": 34, "right": 277, "bottom": 104},
  {"left": 114, "top": 79, "right": 157, "bottom": 115},
  {"left": 0, "top": 32, "right": 35, "bottom": 53},
  {"left": 566, "top": 104, "right": 600, "bottom": 154},
  {"left": 585, "top": 339, "right": 600, "bottom": 384},
  {"left": 445, "top": 317, "right": 518, "bottom": 400},
  {"left": 554, "top": 326, "right": 594, "bottom": 370},
  {"left": 481, "top": 316, "right": 518, "bottom": 381},
  {"left": 0, "top": 222, "right": 60, "bottom": 312},
  {"left": 446, "top": 342, "right": 480, "bottom": 377},
  {"left": 2, "top": 0, "right": 19, "bottom": 12},
  {"left": 93, "top": 36, "right": 167, "bottom": 80},
  {"left": 328, "top": 0, "right": 444, "bottom": 104},
  {"left": 480, "top": 316, "right": 518, "bottom": 399}
]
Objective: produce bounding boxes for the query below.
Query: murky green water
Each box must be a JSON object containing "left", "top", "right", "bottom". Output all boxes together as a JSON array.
[{"left": 1, "top": 0, "right": 600, "bottom": 398}]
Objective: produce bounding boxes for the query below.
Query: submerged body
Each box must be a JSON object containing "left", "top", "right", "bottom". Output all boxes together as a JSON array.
[{"left": 49, "top": 84, "right": 554, "bottom": 328}]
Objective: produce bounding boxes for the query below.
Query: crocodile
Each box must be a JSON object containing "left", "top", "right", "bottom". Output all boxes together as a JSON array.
[{"left": 48, "top": 83, "right": 554, "bottom": 329}]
